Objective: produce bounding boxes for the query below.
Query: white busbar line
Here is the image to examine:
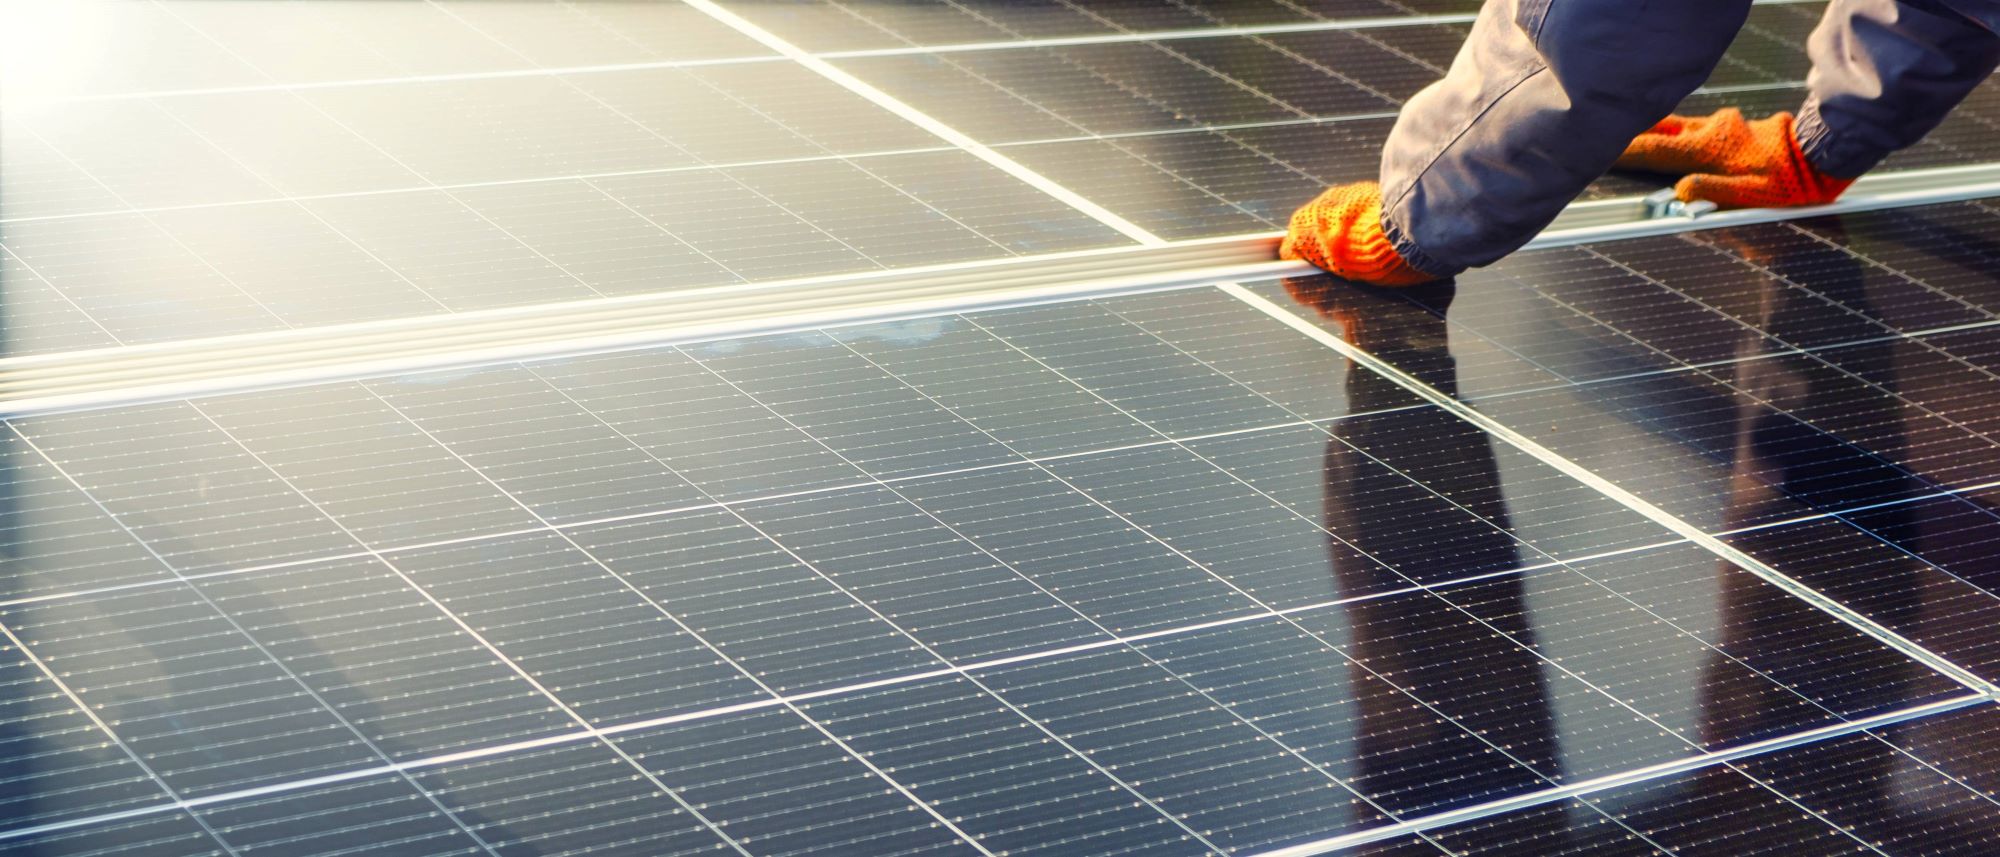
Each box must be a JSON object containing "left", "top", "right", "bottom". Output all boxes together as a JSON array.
[
  {"left": 1223, "top": 281, "right": 2000, "bottom": 700},
  {"left": 679, "top": 0, "right": 1165, "bottom": 245}
]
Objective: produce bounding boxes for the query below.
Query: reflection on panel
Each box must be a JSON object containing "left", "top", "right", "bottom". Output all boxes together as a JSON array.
[
  {"left": 1273, "top": 203, "right": 2000, "bottom": 692},
  {"left": 0, "top": 274, "right": 1971, "bottom": 853}
]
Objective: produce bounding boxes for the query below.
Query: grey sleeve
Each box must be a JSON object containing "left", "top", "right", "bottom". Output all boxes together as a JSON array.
[
  {"left": 1798, "top": 0, "right": 2000, "bottom": 178},
  {"left": 1378, "top": 0, "right": 1754, "bottom": 276}
]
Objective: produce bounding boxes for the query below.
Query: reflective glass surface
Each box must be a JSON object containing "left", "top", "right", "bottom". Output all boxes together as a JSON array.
[
  {"left": 17, "top": 1, "right": 2000, "bottom": 355},
  {"left": 1, "top": 264, "right": 1980, "bottom": 855},
  {"left": 7, "top": 2, "right": 2000, "bottom": 855}
]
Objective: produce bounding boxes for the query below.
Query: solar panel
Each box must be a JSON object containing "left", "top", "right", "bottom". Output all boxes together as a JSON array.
[
  {"left": 14, "top": 2, "right": 2000, "bottom": 356},
  {"left": 1, "top": 273, "right": 1982, "bottom": 854},
  {"left": 9, "top": 1, "right": 2000, "bottom": 855}
]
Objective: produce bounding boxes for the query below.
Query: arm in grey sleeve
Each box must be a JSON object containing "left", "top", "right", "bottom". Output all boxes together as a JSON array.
[
  {"left": 1378, "top": 0, "right": 1753, "bottom": 276},
  {"left": 1798, "top": 0, "right": 2000, "bottom": 178}
]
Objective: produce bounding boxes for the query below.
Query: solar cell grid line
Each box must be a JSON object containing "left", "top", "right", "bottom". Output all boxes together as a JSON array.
[
  {"left": 1034, "top": 295, "right": 1968, "bottom": 730},
  {"left": 818, "top": 44, "right": 1822, "bottom": 240},
  {"left": 0, "top": 274, "right": 1984, "bottom": 608},
  {"left": 137, "top": 105, "right": 474, "bottom": 326},
  {"left": 1253, "top": 240, "right": 2000, "bottom": 680},
  {"left": 1176, "top": 412, "right": 1992, "bottom": 852},
  {"left": 1220, "top": 284, "right": 2000, "bottom": 697},
  {"left": 1614, "top": 719, "right": 2000, "bottom": 857},
  {"left": 11, "top": 254, "right": 1984, "bottom": 548},
  {"left": 0, "top": 531, "right": 1717, "bottom": 851},
  {"left": 825, "top": 40, "right": 1387, "bottom": 170},
  {"left": 1695, "top": 725, "right": 2000, "bottom": 855},
  {"left": 163, "top": 379, "right": 981, "bottom": 851},
  {"left": 3, "top": 254, "right": 2000, "bottom": 600},
  {"left": 3, "top": 292, "right": 1984, "bottom": 848},
  {"left": 202, "top": 78, "right": 643, "bottom": 311},
  {"left": 11, "top": 241, "right": 2000, "bottom": 857},
  {"left": 1417, "top": 234, "right": 2000, "bottom": 501},
  {"left": 383, "top": 340, "right": 1230, "bottom": 853},
  {"left": 1530, "top": 224, "right": 2000, "bottom": 505},
  {"left": 669, "top": 0, "right": 1169, "bottom": 246},
  {"left": 368, "top": 346, "right": 1282, "bottom": 854},
  {"left": 0, "top": 85, "right": 1743, "bottom": 230},
  {"left": 0, "top": 524, "right": 1976, "bottom": 844},
  {"left": 0, "top": 242, "right": 124, "bottom": 357},
  {"left": 173, "top": 0, "right": 1022, "bottom": 287},
  {"left": 1248, "top": 692, "right": 2000, "bottom": 852},
  {"left": 19, "top": 75, "right": 2000, "bottom": 857},
  {"left": 15, "top": 20, "right": 2000, "bottom": 857},
  {"left": 0, "top": 618, "right": 247, "bottom": 856},
  {"left": 820, "top": 6, "right": 1805, "bottom": 146},
  {"left": 11, "top": 378, "right": 1984, "bottom": 704},
  {"left": 0, "top": 424, "right": 521, "bottom": 856},
  {"left": 0, "top": 110, "right": 1434, "bottom": 232},
  {"left": 4, "top": 127, "right": 303, "bottom": 344},
  {"left": 156, "top": 0, "right": 781, "bottom": 91},
  {"left": 0, "top": 18, "right": 1952, "bottom": 288},
  {"left": 8, "top": 102, "right": 611, "bottom": 340},
  {"left": 121, "top": 5, "right": 1144, "bottom": 314},
  {"left": 870, "top": 299, "right": 1964, "bottom": 840},
  {"left": 19, "top": 0, "right": 1826, "bottom": 107},
  {"left": 0, "top": 365, "right": 1393, "bottom": 611},
  {"left": 1571, "top": 238, "right": 2000, "bottom": 452},
  {"left": 147, "top": 423, "right": 927, "bottom": 857},
  {"left": 1723, "top": 517, "right": 2000, "bottom": 680}
]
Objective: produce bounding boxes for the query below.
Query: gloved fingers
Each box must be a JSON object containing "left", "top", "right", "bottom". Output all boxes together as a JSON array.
[
  {"left": 1280, "top": 182, "right": 1438, "bottom": 287},
  {"left": 1279, "top": 203, "right": 1328, "bottom": 268},
  {"left": 1615, "top": 107, "right": 1750, "bottom": 174},
  {"left": 1616, "top": 135, "right": 1717, "bottom": 174},
  {"left": 1674, "top": 171, "right": 1780, "bottom": 210}
]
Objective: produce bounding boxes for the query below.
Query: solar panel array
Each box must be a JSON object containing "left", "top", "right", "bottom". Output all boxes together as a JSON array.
[
  {"left": 7, "top": 1, "right": 2000, "bottom": 855},
  {"left": 15, "top": 1, "right": 2000, "bottom": 355}
]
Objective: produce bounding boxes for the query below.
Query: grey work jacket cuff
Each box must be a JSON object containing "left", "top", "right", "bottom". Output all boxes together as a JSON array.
[
  {"left": 1795, "top": 98, "right": 1888, "bottom": 179},
  {"left": 1382, "top": 207, "right": 1466, "bottom": 281}
]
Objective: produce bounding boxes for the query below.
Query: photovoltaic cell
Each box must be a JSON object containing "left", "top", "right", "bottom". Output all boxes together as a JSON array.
[
  {"left": 736, "top": 481, "right": 1124, "bottom": 659},
  {"left": 0, "top": 814, "right": 223, "bottom": 857},
  {"left": 575, "top": 509, "right": 950, "bottom": 695},
  {"left": 799, "top": 675, "right": 1213, "bottom": 855},
  {"left": 887, "top": 461, "right": 1266, "bottom": 633},
  {"left": 12, "top": 101, "right": 281, "bottom": 210},
  {"left": 162, "top": 0, "right": 773, "bottom": 88},
  {"left": 389, "top": 532, "right": 770, "bottom": 726},
  {"left": 0, "top": 638, "right": 173, "bottom": 830},
  {"left": 1726, "top": 515, "right": 2000, "bottom": 681},
  {"left": 1502, "top": 767, "right": 1880, "bottom": 854},
  {"left": 610, "top": 706, "right": 977, "bottom": 856},
  {"left": 410, "top": 741, "right": 735, "bottom": 857},
  {"left": 303, "top": 78, "right": 704, "bottom": 186},
  {"left": 192, "top": 774, "right": 485, "bottom": 856},
  {"left": 712, "top": 0, "right": 1484, "bottom": 52},
  {"left": 0, "top": 213, "right": 292, "bottom": 343},
  {"left": 4, "top": 581, "right": 385, "bottom": 796},
  {"left": 13, "top": 403, "right": 364, "bottom": 573}
]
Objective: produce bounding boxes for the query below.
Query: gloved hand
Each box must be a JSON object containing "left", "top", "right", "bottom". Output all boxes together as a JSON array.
[
  {"left": 1280, "top": 182, "right": 1440, "bottom": 287},
  {"left": 1616, "top": 108, "right": 1855, "bottom": 210}
]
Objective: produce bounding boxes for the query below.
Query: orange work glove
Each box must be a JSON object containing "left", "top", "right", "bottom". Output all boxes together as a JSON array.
[
  {"left": 1280, "top": 181, "right": 1439, "bottom": 287},
  {"left": 1616, "top": 108, "right": 1855, "bottom": 210}
]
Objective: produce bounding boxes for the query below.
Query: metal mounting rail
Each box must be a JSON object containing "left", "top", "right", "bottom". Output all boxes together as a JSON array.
[{"left": 6, "top": 161, "right": 2000, "bottom": 417}]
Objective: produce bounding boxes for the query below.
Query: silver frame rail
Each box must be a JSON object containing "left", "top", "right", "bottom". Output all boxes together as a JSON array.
[{"left": 6, "top": 161, "right": 2000, "bottom": 416}]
